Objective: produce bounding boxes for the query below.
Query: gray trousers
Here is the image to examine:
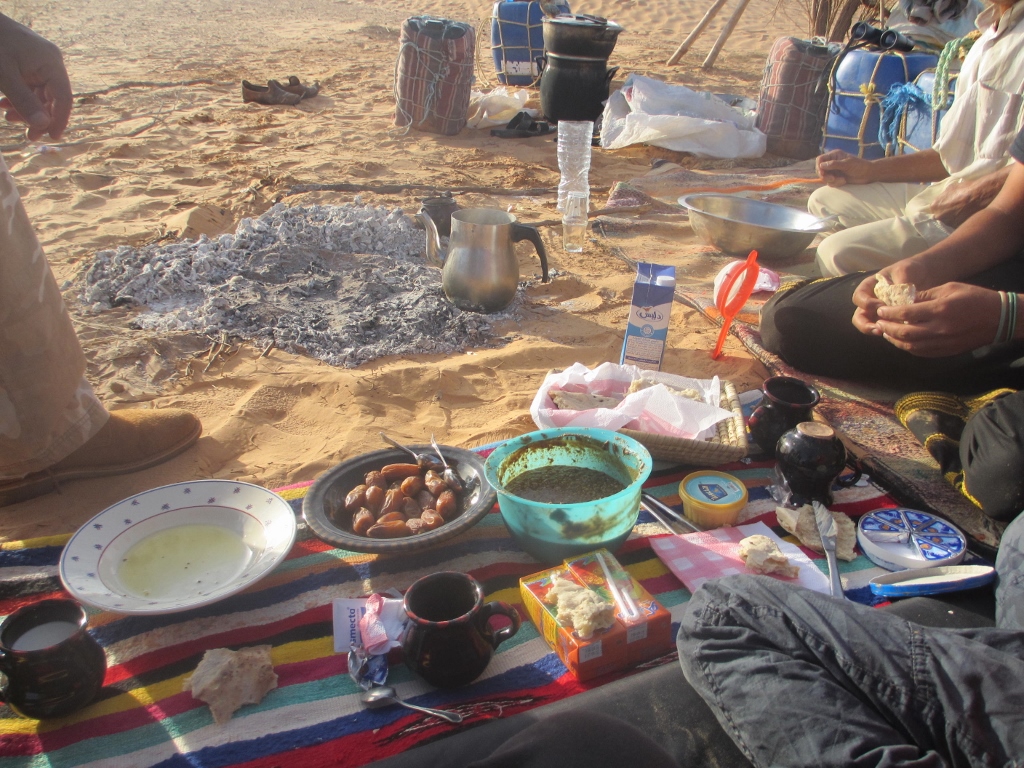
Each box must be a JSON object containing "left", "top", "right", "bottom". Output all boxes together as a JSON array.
[{"left": 677, "top": 513, "right": 1024, "bottom": 768}]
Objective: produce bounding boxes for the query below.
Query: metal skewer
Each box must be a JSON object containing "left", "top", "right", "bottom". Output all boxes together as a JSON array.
[
  {"left": 640, "top": 499, "right": 683, "bottom": 536},
  {"left": 641, "top": 492, "right": 703, "bottom": 533}
]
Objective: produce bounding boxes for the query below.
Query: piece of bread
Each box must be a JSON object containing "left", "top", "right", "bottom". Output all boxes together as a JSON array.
[
  {"left": 775, "top": 505, "right": 857, "bottom": 561},
  {"left": 183, "top": 646, "right": 278, "bottom": 724},
  {"left": 626, "top": 378, "right": 703, "bottom": 401},
  {"left": 549, "top": 389, "right": 621, "bottom": 411},
  {"left": 738, "top": 534, "right": 799, "bottom": 578},
  {"left": 548, "top": 576, "right": 615, "bottom": 639},
  {"left": 874, "top": 273, "right": 916, "bottom": 306}
]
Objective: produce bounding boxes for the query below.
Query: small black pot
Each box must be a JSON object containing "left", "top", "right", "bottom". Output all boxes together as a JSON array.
[
  {"left": 543, "top": 14, "right": 623, "bottom": 59},
  {"left": 539, "top": 53, "right": 619, "bottom": 123}
]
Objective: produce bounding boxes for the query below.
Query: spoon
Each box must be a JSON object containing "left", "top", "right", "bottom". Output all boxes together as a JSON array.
[
  {"left": 360, "top": 686, "right": 463, "bottom": 723},
  {"left": 430, "top": 433, "right": 465, "bottom": 494},
  {"left": 379, "top": 432, "right": 442, "bottom": 470}
]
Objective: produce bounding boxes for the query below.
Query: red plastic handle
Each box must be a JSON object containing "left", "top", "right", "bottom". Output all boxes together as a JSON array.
[{"left": 712, "top": 250, "right": 760, "bottom": 359}]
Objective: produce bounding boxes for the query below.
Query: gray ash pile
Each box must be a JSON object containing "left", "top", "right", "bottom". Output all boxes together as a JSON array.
[{"left": 78, "top": 202, "right": 513, "bottom": 368}]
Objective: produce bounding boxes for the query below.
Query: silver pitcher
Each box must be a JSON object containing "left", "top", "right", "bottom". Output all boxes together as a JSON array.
[{"left": 415, "top": 208, "right": 549, "bottom": 314}]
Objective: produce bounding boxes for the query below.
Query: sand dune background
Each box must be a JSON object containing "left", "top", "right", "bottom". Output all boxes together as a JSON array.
[{"left": 1, "top": 0, "right": 810, "bottom": 539}]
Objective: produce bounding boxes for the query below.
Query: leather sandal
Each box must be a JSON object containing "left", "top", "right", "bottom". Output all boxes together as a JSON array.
[
  {"left": 278, "top": 76, "right": 320, "bottom": 99},
  {"left": 241, "top": 79, "right": 302, "bottom": 106},
  {"left": 0, "top": 409, "right": 202, "bottom": 507},
  {"left": 490, "top": 111, "right": 554, "bottom": 138}
]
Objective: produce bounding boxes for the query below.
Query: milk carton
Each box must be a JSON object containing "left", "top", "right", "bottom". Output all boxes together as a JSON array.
[{"left": 620, "top": 263, "right": 676, "bottom": 371}]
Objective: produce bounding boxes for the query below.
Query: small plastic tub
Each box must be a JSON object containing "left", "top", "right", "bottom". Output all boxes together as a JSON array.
[{"left": 678, "top": 471, "right": 748, "bottom": 529}]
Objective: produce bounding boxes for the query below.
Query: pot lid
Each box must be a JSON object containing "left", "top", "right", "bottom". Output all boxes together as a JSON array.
[{"left": 544, "top": 14, "right": 623, "bottom": 31}]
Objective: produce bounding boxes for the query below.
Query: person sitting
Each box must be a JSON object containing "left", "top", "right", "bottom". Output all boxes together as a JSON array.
[
  {"left": 686, "top": 133, "right": 1024, "bottom": 756},
  {"left": 762, "top": 119, "right": 1024, "bottom": 522},
  {"left": 676, "top": 502, "right": 1024, "bottom": 766},
  {"left": 809, "top": 0, "right": 1024, "bottom": 276},
  {"left": 0, "top": 12, "right": 200, "bottom": 507}
]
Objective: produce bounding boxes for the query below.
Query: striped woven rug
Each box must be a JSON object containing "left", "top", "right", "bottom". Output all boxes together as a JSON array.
[{"left": 0, "top": 458, "right": 899, "bottom": 768}]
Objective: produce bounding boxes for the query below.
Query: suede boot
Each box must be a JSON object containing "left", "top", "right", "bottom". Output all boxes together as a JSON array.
[{"left": 0, "top": 409, "right": 201, "bottom": 507}]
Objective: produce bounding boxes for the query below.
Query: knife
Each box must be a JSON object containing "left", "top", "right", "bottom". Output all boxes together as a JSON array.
[{"left": 813, "top": 501, "right": 845, "bottom": 599}]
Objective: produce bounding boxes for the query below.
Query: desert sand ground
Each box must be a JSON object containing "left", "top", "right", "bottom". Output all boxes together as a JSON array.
[{"left": 0, "top": 0, "right": 812, "bottom": 539}]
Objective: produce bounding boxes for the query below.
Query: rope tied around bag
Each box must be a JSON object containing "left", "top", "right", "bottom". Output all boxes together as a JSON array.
[
  {"left": 855, "top": 80, "right": 883, "bottom": 154},
  {"left": 878, "top": 81, "right": 929, "bottom": 154},
  {"left": 393, "top": 17, "right": 476, "bottom": 137}
]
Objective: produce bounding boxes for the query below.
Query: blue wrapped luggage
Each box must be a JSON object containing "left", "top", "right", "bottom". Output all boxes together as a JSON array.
[
  {"left": 821, "top": 49, "right": 937, "bottom": 158},
  {"left": 896, "top": 70, "right": 957, "bottom": 153},
  {"left": 491, "top": 0, "right": 570, "bottom": 86}
]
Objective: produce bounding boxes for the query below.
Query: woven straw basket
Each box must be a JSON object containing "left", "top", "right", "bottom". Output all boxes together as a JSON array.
[{"left": 619, "top": 379, "right": 749, "bottom": 466}]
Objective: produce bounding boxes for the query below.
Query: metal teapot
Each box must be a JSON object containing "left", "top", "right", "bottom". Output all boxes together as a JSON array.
[{"left": 415, "top": 208, "right": 549, "bottom": 314}]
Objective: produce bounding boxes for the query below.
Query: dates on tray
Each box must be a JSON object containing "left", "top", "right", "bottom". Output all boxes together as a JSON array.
[{"left": 330, "top": 461, "right": 465, "bottom": 538}]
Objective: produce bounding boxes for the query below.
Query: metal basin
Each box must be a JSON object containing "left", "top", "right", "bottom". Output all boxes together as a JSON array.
[{"left": 679, "top": 194, "right": 829, "bottom": 260}]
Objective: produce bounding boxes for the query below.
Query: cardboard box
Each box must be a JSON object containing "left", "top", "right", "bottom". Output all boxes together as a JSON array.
[
  {"left": 563, "top": 549, "right": 674, "bottom": 666},
  {"left": 520, "top": 567, "right": 628, "bottom": 682},
  {"left": 620, "top": 263, "right": 676, "bottom": 372},
  {"left": 519, "top": 550, "right": 673, "bottom": 681}
]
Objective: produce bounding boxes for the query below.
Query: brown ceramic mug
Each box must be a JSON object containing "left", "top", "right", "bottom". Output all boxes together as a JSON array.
[
  {"left": 401, "top": 572, "right": 520, "bottom": 688},
  {"left": 0, "top": 598, "right": 107, "bottom": 719}
]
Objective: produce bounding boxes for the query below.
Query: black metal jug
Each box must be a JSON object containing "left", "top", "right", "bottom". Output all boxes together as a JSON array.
[{"left": 538, "top": 53, "right": 618, "bottom": 123}]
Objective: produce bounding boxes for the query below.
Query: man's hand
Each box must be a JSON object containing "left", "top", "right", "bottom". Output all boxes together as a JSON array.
[
  {"left": 873, "top": 283, "right": 1003, "bottom": 357},
  {"left": 851, "top": 273, "right": 885, "bottom": 336},
  {"left": 929, "top": 169, "right": 1011, "bottom": 228},
  {"left": 816, "top": 149, "right": 876, "bottom": 187},
  {"left": 0, "top": 14, "right": 71, "bottom": 141},
  {"left": 851, "top": 262, "right": 935, "bottom": 335}
]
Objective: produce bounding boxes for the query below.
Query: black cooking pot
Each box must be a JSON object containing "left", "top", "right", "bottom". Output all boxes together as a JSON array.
[
  {"left": 542, "top": 14, "right": 623, "bottom": 59},
  {"left": 538, "top": 53, "right": 619, "bottom": 123}
]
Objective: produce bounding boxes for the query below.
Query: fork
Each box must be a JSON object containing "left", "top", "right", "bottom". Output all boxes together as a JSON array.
[{"left": 813, "top": 501, "right": 845, "bottom": 599}]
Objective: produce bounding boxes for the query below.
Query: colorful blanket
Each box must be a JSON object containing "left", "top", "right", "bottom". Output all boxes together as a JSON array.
[
  {"left": 677, "top": 285, "right": 1004, "bottom": 550},
  {"left": 0, "top": 459, "right": 908, "bottom": 767}
]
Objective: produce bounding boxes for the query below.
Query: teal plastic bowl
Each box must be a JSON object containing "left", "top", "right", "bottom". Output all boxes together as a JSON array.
[{"left": 484, "top": 428, "right": 652, "bottom": 564}]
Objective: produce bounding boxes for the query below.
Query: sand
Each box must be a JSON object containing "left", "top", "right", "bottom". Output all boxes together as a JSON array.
[{"left": 0, "top": 0, "right": 809, "bottom": 540}]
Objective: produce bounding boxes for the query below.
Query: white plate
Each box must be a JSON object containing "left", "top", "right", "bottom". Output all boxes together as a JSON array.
[{"left": 60, "top": 480, "right": 297, "bottom": 615}]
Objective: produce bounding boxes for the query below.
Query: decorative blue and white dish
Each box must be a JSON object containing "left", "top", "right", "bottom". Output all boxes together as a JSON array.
[
  {"left": 869, "top": 565, "right": 995, "bottom": 597},
  {"left": 60, "top": 480, "right": 296, "bottom": 615},
  {"left": 857, "top": 507, "right": 966, "bottom": 571}
]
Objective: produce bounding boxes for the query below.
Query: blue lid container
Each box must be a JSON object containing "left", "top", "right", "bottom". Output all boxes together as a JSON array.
[
  {"left": 491, "top": 1, "right": 571, "bottom": 86},
  {"left": 899, "top": 69, "right": 957, "bottom": 154},
  {"left": 822, "top": 49, "right": 937, "bottom": 159}
]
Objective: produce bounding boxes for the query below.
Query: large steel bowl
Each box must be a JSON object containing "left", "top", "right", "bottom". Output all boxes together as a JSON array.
[{"left": 679, "top": 194, "right": 829, "bottom": 260}]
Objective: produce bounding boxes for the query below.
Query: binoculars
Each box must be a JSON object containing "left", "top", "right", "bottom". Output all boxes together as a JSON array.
[{"left": 850, "top": 22, "right": 916, "bottom": 52}]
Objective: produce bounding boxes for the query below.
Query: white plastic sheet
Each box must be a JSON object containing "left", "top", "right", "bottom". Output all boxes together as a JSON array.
[
  {"left": 531, "top": 362, "right": 735, "bottom": 441},
  {"left": 601, "top": 74, "right": 767, "bottom": 159},
  {"left": 466, "top": 87, "right": 536, "bottom": 129}
]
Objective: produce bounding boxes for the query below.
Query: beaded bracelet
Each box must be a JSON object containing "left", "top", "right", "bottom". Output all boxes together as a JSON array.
[{"left": 995, "top": 291, "right": 1009, "bottom": 345}]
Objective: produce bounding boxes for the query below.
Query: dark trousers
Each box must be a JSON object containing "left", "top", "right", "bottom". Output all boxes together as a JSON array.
[
  {"left": 758, "top": 261, "right": 1024, "bottom": 393},
  {"left": 759, "top": 265, "right": 1024, "bottom": 520},
  {"left": 676, "top": 512, "right": 1024, "bottom": 768}
]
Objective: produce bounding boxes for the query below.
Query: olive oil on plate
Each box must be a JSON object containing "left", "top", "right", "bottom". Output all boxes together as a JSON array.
[{"left": 117, "top": 524, "right": 253, "bottom": 601}]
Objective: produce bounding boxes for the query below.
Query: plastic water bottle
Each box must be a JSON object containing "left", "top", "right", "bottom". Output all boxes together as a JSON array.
[
  {"left": 557, "top": 120, "right": 594, "bottom": 211},
  {"left": 562, "top": 192, "right": 588, "bottom": 253}
]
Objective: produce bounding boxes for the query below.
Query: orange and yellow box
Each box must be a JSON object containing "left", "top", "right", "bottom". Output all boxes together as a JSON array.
[
  {"left": 519, "top": 549, "right": 673, "bottom": 681},
  {"left": 564, "top": 548, "right": 674, "bottom": 666}
]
